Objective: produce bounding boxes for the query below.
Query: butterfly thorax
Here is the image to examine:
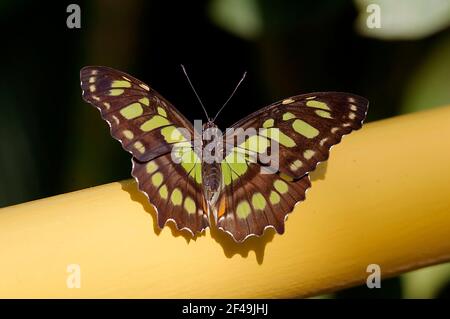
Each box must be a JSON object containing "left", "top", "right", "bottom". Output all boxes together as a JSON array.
[{"left": 201, "top": 121, "right": 223, "bottom": 221}]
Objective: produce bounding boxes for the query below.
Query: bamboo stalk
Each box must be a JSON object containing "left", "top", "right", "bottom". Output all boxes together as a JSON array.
[{"left": 1, "top": 106, "right": 450, "bottom": 298}]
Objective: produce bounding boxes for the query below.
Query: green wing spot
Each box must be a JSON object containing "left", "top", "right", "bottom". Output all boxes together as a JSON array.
[
  {"left": 120, "top": 103, "right": 143, "bottom": 119},
  {"left": 159, "top": 185, "right": 168, "bottom": 199},
  {"left": 184, "top": 197, "right": 196, "bottom": 214},
  {"left": 139, "top": 97, "right": 150, "bottom": 106},
  {"left": 157, "top": 107, "right": 167, "bottom": 117},
  {"left": 140, "top": 115, "right": 171, "bottom": 132},
  {"left": 240, "top": 135, "right": 270, "bottom": 154},
  {"left": 232, "top": 162, "right": 248, "bottom": 176},
  {"left": 292, "top": 119, "right": 319, "bottom": 138},
  {"left": 195, "top": 163, "right": 202, "bottom": 184},
  {"left": 188, "top": 161, "right": 202, "bottom": 184},
  {"left": 252, "top": 193, "right": 267, "bottom": 210},
  {"left": 262, "top": 118, "right": 274, "bottom": 128},
  {"left": 109, "top": 89, "right": 124, "bottom": 96},
  {"left": 151, "top": 172, "right": 164, "bottom": 187},
  {"left": 225, "top": 149, "right": 248, "bottom": 176},
  {"left": 179, "top": 147, "right": 200, "bottom": 175},
  {"left": 282, "top": 112, "right": 296, "bottom": 121},
  {"left": 221, "top": 162, "right": 233, "bottom": 186},
  {"left": 315, "top": 110, "right": 333, "bottom": 119},
  {"left": 221, "top": 148, "right": 251, "bottom": 186},
  {"left": 170, "top": 188, "right": 182, "bottom": 206},
  {"left": 260, "top": 128, "right": 296, "bottom": 147},
  {"left": 236, "top": 201, "right": 251, "bottom": 219},
  {"left": 269, "top": 191, "right": 280, "bottom": 204},
  {"left": 174, "top": 145, "right": 202, "bottom": 184},
  {"left": 146, "top": 161, "right": 158, "bottom": 174},
  {"left": 306, "top": 100, "right": 330, "bottom": 110},
  {"left": 274, "top": 180, "right": 288, "bottom": 194},
  {"left": 111, "top": 80, "right": 131, "bottom": 88},
  {"left": 161, "top": 126, "right": 187, "bottom": 143}
]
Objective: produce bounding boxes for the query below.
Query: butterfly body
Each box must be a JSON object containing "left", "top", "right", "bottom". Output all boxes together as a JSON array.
[
  {"left": 200, "top": 121, "right": 223, "bottom": 221},
  {"left": 80, "top": 66, "right": 368, "bottom": 242}
]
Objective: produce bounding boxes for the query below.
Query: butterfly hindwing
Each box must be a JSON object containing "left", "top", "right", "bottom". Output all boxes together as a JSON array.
[
  {"left": 217, "top": 162, "right": 311, "bottom": 242},
  {"left": 132, "top": 152, "right": 208, "bottom": 235}
]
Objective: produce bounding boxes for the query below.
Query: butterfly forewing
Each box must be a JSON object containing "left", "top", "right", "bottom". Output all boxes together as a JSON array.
[
  {"left": 80, "top": 66, "right": 195, "bottom": 162},
  {"left": 225, "top": 92, "right": 368, "bottom": 179}
]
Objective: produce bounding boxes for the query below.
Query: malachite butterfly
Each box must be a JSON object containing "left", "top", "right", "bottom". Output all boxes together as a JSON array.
[{"left": 80, "top": 66, "right": 368, "bottom": 242}]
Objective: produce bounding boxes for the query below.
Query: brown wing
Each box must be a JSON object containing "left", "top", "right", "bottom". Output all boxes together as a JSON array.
[
  {"left": 131, "top": 151, "right": 208, "bottom": 236},
  {"left": 217, "top": 92, "right": 368, "bottom": 241},
  {"left": 80, "top": 66, "right": 195, "bottom": 162},
  {"left": 217, "top": 162, "right": 311, "bottom": 242},
  {"left": 224, "top": 92, "right": 368, "bottom": 179}
]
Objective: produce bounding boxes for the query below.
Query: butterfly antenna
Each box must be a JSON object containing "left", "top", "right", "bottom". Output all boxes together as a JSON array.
[
  {"left": 180, "top": 64, "right": 211, "bottom": 121},
  {"left": 212, "top": 71, "right": 247, "bottom": 122}
]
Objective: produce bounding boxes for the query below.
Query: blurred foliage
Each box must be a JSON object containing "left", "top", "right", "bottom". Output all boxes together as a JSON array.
[
  {"left": 0, "top": 0, "right": 449, "bottom": 298},
  {"left": 355, "top": 0, "right": 450, "bottom": 40},
  {"left": 209, "top": 0, "right": 263, "bottom": 40},
  {"left": 401, "top": 33, "right": 450, "bottom": 113},
  {"left": 403, "top": 263, "right": 450, "bottom": 298}
]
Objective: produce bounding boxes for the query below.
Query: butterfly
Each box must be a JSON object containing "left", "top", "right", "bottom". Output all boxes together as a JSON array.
[{"left": 80, "top": 66, "right": 368, "bottom": 242}]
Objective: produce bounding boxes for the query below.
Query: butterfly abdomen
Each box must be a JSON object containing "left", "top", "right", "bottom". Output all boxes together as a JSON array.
[
  {"left": 201, "top": 122, "right": 224, "bottom": 221},
  {"left": 201, "top": 160, "right": 223, "bottom": 224},
  {"left": 201, "top": 162, "right": 222, "bottom": 202}
]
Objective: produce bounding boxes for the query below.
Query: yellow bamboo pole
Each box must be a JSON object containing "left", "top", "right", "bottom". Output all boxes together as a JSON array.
[{"left": 1, "top": 106, "right": 450, "bottom": 298}]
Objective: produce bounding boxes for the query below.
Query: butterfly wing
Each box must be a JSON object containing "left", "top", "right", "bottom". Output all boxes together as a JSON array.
[
  {"left": 131, "top": 151, "right": 208, "bottom": 236},
  {"left": 80, "top": 66, "right": 195, "bottom": 162},
  {"left": 80, "top": 66, "right": 208, "bottom": 235},
  {"left": 217, "top": 162, "right": 311, "bottom": 242},
  {"left": 217, "top": 92, "right": 368, "bottom": 241}
]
